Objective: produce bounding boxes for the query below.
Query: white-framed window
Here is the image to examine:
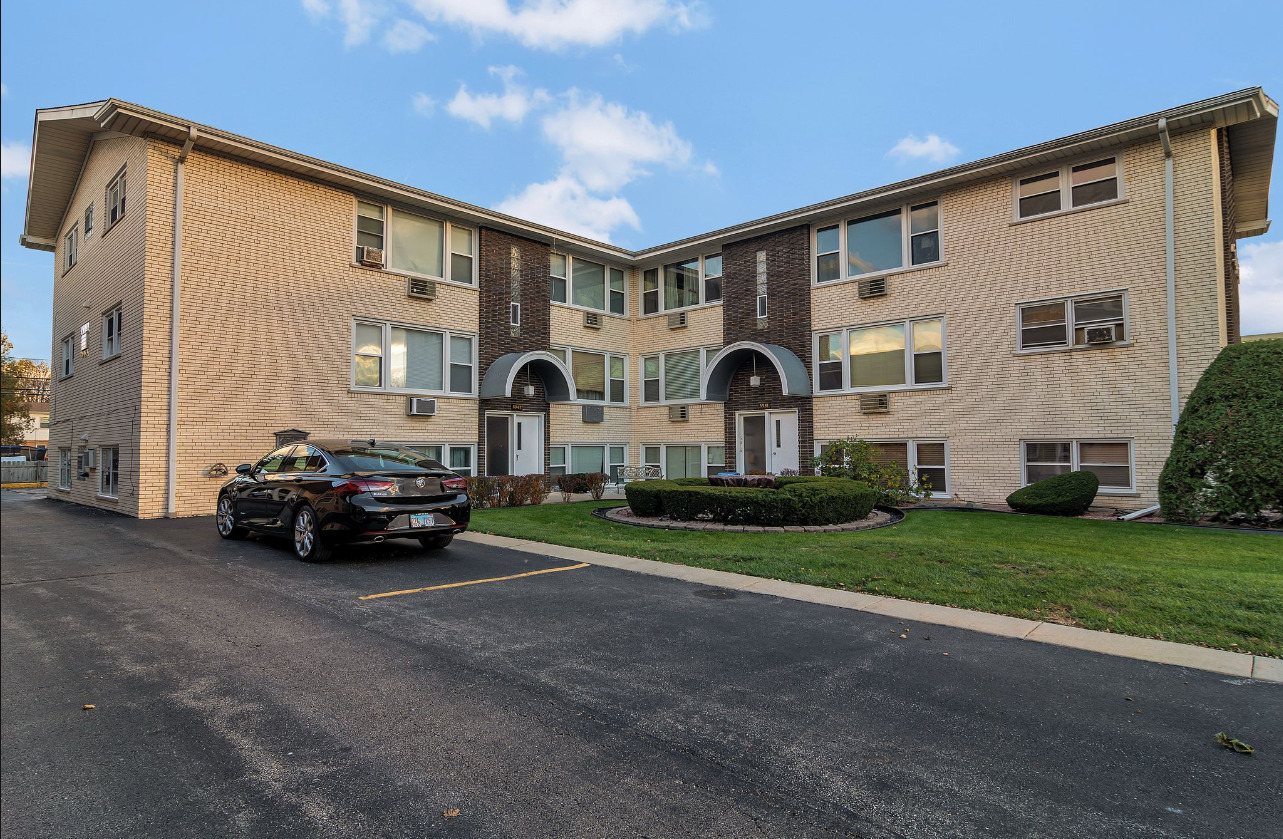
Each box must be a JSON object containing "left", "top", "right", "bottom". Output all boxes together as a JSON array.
[
  {"left": 79, "top": 323, "right": 89, "bottom": 355},
  {"left": 102, "top": 305, "right": 122, "bottom": 359},
  {"left": 60, "top": 336, "right": 75, "bottom": 379},
  {"left": 99, "top": 446, "right": 120, "bottom": 498},
  {"left": 84, "top": 203, "right": 94, "bottom": 238},
  {"left": 548, "top": 346, "right": 626, "bottom": 404},
  {"left": 550, "top": 253, "right": 627, "bottom": 316},
  {"left": 550, "top": 444, "right": 627, "bottom": 482},
  {"left": 641, "top": 253, "right": 723, "bottom": 315},
  {"left": 351, "top": 320, "right": 476, "bottom": 395},
  {"left": 642, "top": 443, "right": 726, "bottom": 479},
  {"left": 816, "top": 438, "right": 949, "bottom": 497},
  {"left": 63, "top": 224, "right": 78, "bottom": 274},
  {"left": 639, "top": 346, "right": 720, "bottom": 404},
  {"left": 1015, "top": 156, "right": 1121, "bottom": 220},
  {"left": 399, "top": 443, "right": 476, "bottom": 476},
  {"left": 813, "top": 317, "right": 945, "bottom": 393},
  {"left": 813, "top": 200, "right": 941, "bottom": 284},
  {"left": 1022, "top": 439, "right": 1133, "bottom": 493},
  {"left": 106, "top": 168, "right": 127, "bottom": 230},
  {"left": 1017, "top": 291, "right": 1127, "bottom": 352},
  {"left": 58, "top": 448, "right": 72, "bottom": 489},
  {"left": 510, "top": 302, "right": 521, "bottom": 327},
  {"left": 354, "top": 199, "right": 476, "bottom": 286}
]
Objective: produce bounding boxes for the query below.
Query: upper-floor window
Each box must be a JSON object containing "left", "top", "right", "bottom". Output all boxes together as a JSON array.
[
  {"left": 352, "top": 319, "right": 475, "bottom": 395},
  {"left": 1016, "top": 157, "right": 1120, "bottom": 220},
  {"left": 1018, "top": 291, "right": 1126, "bottom": 352},
  {"left": 106, "top": 168, "right": 127, "bottom": 230},
  {"left": 550, "top": 253, "right": 626, "bottom": 315},
  {"left": 63, "top": 225, "right": 78, "bottom": 274},
  {"left": 640, "top": 346, "right": 720, "bottom": 403},
  {"left": 84, "top": 203, "right": 94, "bottom": 237},
  {"left": 548, "top": 346, "right": 626, "bottom": 404},
  {"left": 814, "top": 317, "right": 946, "bottom": 393},
  {"left": 60, "top": 336, "right": 74, "bottom": 378},
  {"left": 642, "top": 253, "right": 723, "bottom": 315},
  {"left": 102, "top": 306, "right": 122, "bottom": 359},
  {"left": 355, "top": 200, "right": 476, "bottom": 285},
  {"left": 814, "top": 201, "right": 941, "bottom": 284}
]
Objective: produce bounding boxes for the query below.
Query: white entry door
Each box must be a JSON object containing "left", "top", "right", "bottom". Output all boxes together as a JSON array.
[
  {"left": 737, "top": 410, "right": 799, "bottom": 475},
  {"left": 513, "top": 414, "right": 544, "bottom": 476}
]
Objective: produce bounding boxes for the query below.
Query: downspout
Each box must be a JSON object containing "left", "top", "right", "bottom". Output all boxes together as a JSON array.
[
  {"left": 167, "top": 127, "right": 197, "bottom": 518},
  {"left": 1158, "top": 118, "right": 1179, "bottom": 436}
]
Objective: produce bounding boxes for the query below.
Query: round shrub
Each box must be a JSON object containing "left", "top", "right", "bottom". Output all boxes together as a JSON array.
[
  {"left": 1006, "top": 470, "right": 1099, "bottom": 516},
  {"left": 1159, "top": 339, "right": 1283, "bottom": 522}
]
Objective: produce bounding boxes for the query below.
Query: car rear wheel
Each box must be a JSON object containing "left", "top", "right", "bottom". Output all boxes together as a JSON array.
[
  {"left": 292, "top": 504, "right": 333, "bottom": 562},
  {"left": 216, "top": 494, "right": 248, "bottom": 539},
  {"left": 418, "top": 534, "right": 454, "bottom": 551}
]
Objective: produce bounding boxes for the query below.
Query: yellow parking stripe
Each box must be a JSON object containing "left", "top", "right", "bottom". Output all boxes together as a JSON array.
[{"left": 359, "top": 563, "right": 590, "bottom": 600}]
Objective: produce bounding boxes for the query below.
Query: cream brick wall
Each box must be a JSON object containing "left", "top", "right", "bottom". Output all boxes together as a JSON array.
[
  {"left": 47, "top": 136, "right": 149, "bottom": 516},
  {"left": 811, "top": 131, "right": 1223, "bottom": 507}
]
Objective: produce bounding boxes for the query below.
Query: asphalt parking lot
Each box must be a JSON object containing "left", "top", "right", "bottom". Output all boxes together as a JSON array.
[{"left": 2, "top": 490, "right": 1280, "bottom": 838}]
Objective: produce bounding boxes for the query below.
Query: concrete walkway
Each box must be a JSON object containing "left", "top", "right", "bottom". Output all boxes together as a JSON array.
[{"left": 459, "top": 531, "right": 1282, "bottom": 684}]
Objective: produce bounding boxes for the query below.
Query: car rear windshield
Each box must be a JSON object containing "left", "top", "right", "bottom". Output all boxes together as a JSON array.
[{"left": 330, "top": 446, "right": 445, "bottom": 472}]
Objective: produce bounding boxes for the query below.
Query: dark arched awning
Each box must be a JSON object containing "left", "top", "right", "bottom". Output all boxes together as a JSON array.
[
  {"left": 479, "top": 351, "right": 578, "bottom": 402},
  {"left": 701, "top": 341, "right": 811, "bottom": 401}
]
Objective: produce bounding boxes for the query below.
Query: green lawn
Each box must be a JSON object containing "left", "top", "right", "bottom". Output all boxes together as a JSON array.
[{"left": 471, "top": 502, "right": 1283, "bottom": 657}]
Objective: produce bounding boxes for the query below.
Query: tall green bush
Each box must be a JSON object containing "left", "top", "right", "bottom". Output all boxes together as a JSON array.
[{"left": 1159, "top": 339, "right": 1283, "bottom": 522}]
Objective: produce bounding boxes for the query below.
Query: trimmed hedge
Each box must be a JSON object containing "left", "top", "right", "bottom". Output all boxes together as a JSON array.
[
  {"left": 1006, "top": 470, "right": 1099, "bottom": 516},
  {"left": 625, "top": 478, "right": 878, "bottom": 526},
  {"left": 1159, "top": 339, "right": 1283, "bottom": 522}
]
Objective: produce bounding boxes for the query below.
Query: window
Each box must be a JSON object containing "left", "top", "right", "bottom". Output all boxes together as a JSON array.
[
  {"left": 106, "top": 168, "right": 126, "bottom": 229},
  {"left": 510, "top": 302, "right": 521, "bottom": 326},
  {"left": 58, "top": 448, "right": 72, "bottom": 489},
  {"left": 550, "top": 254, "right": 626, "bottom": 315},
  {"left": 39, "top": 415, "right": 50, "bottom": 429},
  {"left": 641, "top": 254, "right": 723, "bottom": 314},
  {"left": 816, "top": 317, "right": 945, "bottom": 393},
  {"left": 643, "top": 443, "right": 725, "bottom": 478},
  {"left": 1023, "top": 440, "right": 1133, "bottom": 492},
  {"left": 102, "top": 306, "right": 122, "bottom": 359},
  {"left": 818, "top": 439, "right": 949, "bottom": 496},
  {"left": 399, "top": 443, "right": 475, "bottom": 476},
  {"left": 640, "top": 346, "right": 719, "bottom": 404},
  {"left": 550, "top": 347, "right": 626, "bottom": 404},
  {"left": 63, "top": 224, "right": 78, "bottom": 273},
  {"left": 351, "top": 320, "right": 475, "bottom": 395},
  {"left": 550, "top": 253, "right": 568, "bottom": 303},
  {"left": 549, "top": 446, "right": 567, "bottom": 477},
  {"left": 1016, "top": 157, "right": 1120, "bottom": 220},
  {"left": 609, "top": 267, "right": 626, "bottom": 315},
  {"left": 60, "top": 336, "right": 74, "bottom": 378},
  {"left": 449, "top": 445, "right": 474, "bottom": 477},
  {"left": 84, "top": 204, "right": 94, "bottom": 238},
  {"left": 99, "top": 446, "right": 119, "bottom": 498},
  {"left": 552, "top": 444, "right": 627, "bottom": 482},
  {"left": 354, "top": 200, "right": 474, "bottom": 285},
  {"left": 1018, "top": 292, "right": 1126, "bottom": 351},
  {"left": 815, "top": 200, "right": 942, "bottom": 283}
]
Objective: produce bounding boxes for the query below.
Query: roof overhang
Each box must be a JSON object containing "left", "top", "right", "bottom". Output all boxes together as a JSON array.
[
  {"left": 701, "top": 342, "right": 811, "bottom": 401},
  {"left": 479, "top": 351, "right": 577, "bottom": 402}
]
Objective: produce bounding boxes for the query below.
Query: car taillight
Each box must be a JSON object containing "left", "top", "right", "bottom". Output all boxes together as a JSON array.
[
  {"left": 442, "top": 477, "right": 468, "bottom": 494},
  {"left": 334, "top": 478, "right": 398, "bottom": 497}
]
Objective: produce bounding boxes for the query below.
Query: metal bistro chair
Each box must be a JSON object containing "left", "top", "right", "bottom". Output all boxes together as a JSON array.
[{"left": 615, "top": 465, "right": 663, "bottom": 494}]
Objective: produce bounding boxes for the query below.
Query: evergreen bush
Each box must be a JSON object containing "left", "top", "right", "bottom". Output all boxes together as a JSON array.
[{"left": 1006, "top": 470, "right": 1099, "bottom": 516}]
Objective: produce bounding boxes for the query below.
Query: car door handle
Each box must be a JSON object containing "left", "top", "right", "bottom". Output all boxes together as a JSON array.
[{"left": 292, "top": 478, "right": 303, "bottom": 483}]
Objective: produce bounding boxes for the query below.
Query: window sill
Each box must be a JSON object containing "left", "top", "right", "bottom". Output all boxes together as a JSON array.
[
  {"left": 813, "top": 260, "right": 947, "bottom": 290},
  {"left": 638, "top": 299, "right": 723, "bottom": 320},
  {"left": 96, "top": 494, "right": 119, "bottom": 502},
  {"left": 551, "top": 301, "right": 628, "bottom": 320},
  {"left": 813, "top": 383, "right": 950, "bottom": 397},
  {"left": 640, "top": 399, "right": 708, "bottom": 407},
  {"left": 1015, "top": 341, "right": 1132, "bottom": 356},
  {"left": 349, "top": 388, "right": 478, "bottom": 400},
  {"left": 99, "top": 352, "right": 122, "bottom": 366},
  {"left": 348, "top": 262, "right": 478, "bottom": 291},
  {"left": 1011, "top": 197, "right": 1128, "bottom": 226},
  {"left": 1097, "top": 489, "right": 1139, "bottom": 497}
]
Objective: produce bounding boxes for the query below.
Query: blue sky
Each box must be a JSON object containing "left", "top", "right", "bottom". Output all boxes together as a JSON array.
[{"left": 2, "top": 0, "right": 1281, "bottom": 360}]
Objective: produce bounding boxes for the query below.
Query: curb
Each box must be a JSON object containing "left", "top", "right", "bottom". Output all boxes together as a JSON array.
[
  {"left": 457, "top": 531, "right": 1282, "bottom": 684},
  {"left": 588, "top": 503, "right": 904, "bottom": 533}
]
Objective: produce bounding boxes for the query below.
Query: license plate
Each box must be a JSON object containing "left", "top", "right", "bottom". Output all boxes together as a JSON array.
[{"left": 409, "top": 513, "right": 436, "bottom": 528}]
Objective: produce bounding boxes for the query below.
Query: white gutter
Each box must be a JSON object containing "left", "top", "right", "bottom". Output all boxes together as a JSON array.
[
  {"left": 1159, "top": 118, "right": 1180, "bottom": 436},
  {"left": 167, "top": 127, "right": 197, "bottom": 518}
]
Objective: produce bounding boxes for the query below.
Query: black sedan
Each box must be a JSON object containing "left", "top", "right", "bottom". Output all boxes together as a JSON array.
[{"left": 215, "top": 440, "right": 471, "bottom": 562}]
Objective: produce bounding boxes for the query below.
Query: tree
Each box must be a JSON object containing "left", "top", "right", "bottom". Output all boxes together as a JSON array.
[{"left": 1, "top": 332, "right": 50, "bottom": 445}]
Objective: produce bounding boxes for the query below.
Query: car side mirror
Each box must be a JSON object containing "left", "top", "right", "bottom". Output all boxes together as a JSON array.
[{"left": 235, "top": 463, "right": 254, "bottom": 476}]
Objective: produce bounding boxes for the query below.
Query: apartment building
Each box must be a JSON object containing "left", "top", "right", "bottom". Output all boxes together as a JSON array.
[{"left": 20, "top": 89, "right": 1276, "bottom": 518}]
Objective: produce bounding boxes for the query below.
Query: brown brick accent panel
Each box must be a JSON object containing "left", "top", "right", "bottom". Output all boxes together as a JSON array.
[
  {"left": 720, "top": 225, "right": 813, "bottom": 469},
  {"left": 477, "top": 227, "right": 553, "bottom": 475},
  {"left": 1216, "top": 129, "right": 1241, "bottom": 344}
]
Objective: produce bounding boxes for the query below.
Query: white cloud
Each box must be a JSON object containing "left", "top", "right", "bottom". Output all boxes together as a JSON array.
[
  {"left": 411, "top": 92, "right": 436, "bottom": 116},
  {"left": 302, "top": 0, "right": 380, "bottom": 46},
  {"left": 446, "top": 65, "right": 549, "bottom": 128},
  {"left": 301, "top": 0, "right": 329, "bottom": 18},
  {"left": 384, "top": 18, "right": 434, "bottom": 52},
  {"left": 542, "top": 91, "right": 691, "bottom": 192},
  {"left": 1239, "top": 240, "right": 1283, "bottom": 335},
  {"left": 888, "top": 133, "right": 961, "bottom": 165},
  {"left": 495, "top": 175, "right": 640, "bottom": 242},
  {"left": 1, "top": 141, "right": 31, "bottom": 179}
]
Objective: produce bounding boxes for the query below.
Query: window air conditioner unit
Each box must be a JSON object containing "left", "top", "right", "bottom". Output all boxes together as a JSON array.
[
  {"left": 582, "top": 405, "right": 604, "bottom": 424},
  {"left": 668, "top": 311, "right": 688, "bottom": 329},
  {"left": 859, "top": 393, "right": 890, "bottom": 414},
  {"left": 407, "top": 277, "right": 437, "bottom": 300},
  {"left": 583, "top": 311, "right": 602, "bottom": 329},
  {"left": 407, "top": 397, "right": 438, "bottom": 416},
  {"left": 858, "top": 277, "right": 888, "bottom": 299},
  {"left": 1085, "top": 325, "right": 1117, "bottom": 344},
  {"left": 357, "top": 246, "right": 385, "bottom": 268},
  {"left": 80, "top": 449, "right": 96, "bottom": 469},
  {"left": 668, "top": 405, "right": 689, "bottom": 422}
]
